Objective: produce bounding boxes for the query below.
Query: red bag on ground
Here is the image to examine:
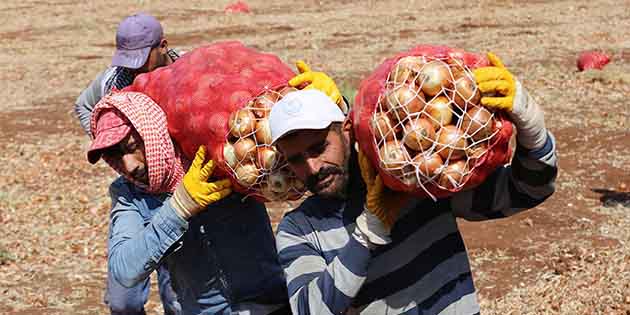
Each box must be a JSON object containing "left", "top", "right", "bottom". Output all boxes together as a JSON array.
[
  {"left": 577, "top": 51, "right": 611, "bottom": 71},
  {"left": 124, "top": 41, "right": 296, "bottom": 199},
  {"left": 353, "top": 45, "right": 514, "bottom": 200}
]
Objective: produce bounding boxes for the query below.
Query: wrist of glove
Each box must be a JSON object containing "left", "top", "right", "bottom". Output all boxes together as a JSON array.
[
  {"left": 509, "top": 81, "right": 548, "bottom": 150},
  {"left": 170, "top": 183, "right": 200, "bottom": 219},
  {"left": 170, "top": 146, "right": 232, "bottom": 220},
  {"left": 353, "top": 207, "right": 392, "bottom": 248},
  {"left": 474, "top": 52, "right": 548, "bottom": 151}
]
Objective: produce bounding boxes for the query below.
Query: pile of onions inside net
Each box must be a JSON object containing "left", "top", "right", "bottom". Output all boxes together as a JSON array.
[
  {"left": 372, "top": 56, "right": 502, "bottom": 197},
  {"left": 224, "top": 86, "right": 308, "bottom": 201}
]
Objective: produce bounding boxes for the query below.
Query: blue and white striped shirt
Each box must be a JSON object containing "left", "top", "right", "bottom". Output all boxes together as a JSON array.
[{"left": 276, "top": 132, "right": 558, "bottom": 315}]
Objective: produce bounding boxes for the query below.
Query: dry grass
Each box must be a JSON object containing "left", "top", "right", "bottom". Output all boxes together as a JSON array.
[{"left": 1, "top": 0, "right": 629, "bottom": 314}]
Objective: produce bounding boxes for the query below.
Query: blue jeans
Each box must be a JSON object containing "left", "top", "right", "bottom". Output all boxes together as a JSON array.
[{"left": 105, "top": 264, "right": 181, "bottom": 315}]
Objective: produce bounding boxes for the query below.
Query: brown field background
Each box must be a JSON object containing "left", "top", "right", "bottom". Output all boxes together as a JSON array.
[{"left": 1, "top": 0, "right": 629, "bottom": 314}]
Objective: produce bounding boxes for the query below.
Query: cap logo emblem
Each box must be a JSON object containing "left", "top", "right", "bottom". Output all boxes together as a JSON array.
[{"left": 284, "top": 99, "right": 303, "bottom": 116}]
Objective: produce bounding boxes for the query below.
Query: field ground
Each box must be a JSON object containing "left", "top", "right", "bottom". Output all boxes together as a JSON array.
[{"left": 1, "top": 0, "right": 629, "bottom": 314}]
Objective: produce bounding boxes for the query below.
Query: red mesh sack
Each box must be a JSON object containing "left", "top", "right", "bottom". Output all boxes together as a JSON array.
[
  {"left": 353, "top": 45, "right": 514, "bottom": 200},
  {"left": 124, "top": 41, "right": 304, "bottom": 201},
  {"left": 577, "top": 51, "right": 611, "bottom": 71}
]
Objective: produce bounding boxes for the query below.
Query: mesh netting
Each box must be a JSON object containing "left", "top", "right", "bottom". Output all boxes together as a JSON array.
[
  {"left": 123, "top": 41, "right": 306, "bottom": 201},
  {"left": 353, "top": 45, "right": 514, "bottom": 200},
  {"left": 224, "top": 86, "right": 307, "bottom": 201}
]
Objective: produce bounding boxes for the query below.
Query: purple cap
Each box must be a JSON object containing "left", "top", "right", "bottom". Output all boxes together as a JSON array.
[{"left": 111, "top": 13, "right": 163, "bottom": 69}]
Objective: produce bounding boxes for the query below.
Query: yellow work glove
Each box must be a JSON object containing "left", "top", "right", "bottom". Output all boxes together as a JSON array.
[
  {"left": 473, "top": 53, "right": 517, "bottom": 112},
  {"left": 358, "top": 149, "right": 409, "bottom": 229},
  {"left": 289, "top": 60, "right": 342, "bottom": 105},
  {"left": 170, "top": 146, "right": 232, "bottom": 219}
]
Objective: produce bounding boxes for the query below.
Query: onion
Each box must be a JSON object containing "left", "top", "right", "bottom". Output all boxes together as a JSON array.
[
  {"left": 403, "top": 117, "right": 435, "bottom": 152},
  {"left": 417, "top": 60, "right": 452, "bottom": 97},
  {"left": 256, "top": 146, "right": 278, "bottom": 171},
  {"left": 412, "top": 152, "right": 443, "bottom": 178},
  {"left": 233, "top": 137, "right": 256, "bottom": 162},
  {"left": 235, "top": 163, "right": 259, "bottom": 187},
  {"left": 379, "top": 140, "right": 410, "bottom": 170},
  {"left": 466, "top": 143, "right": 488, "bottom": 162},
  {"left": 436, "top": 125, "right": 467, "bottom": 160},
  {"left": 267, "top": 171, "right": 290, "bottom": 195},
  {"left": 261, "top": 183, "right": 280, "bottom": 201},
  {"left": 425, "top": 95, "right": 453, "bottom": 128},
  {"left": 371, "top": 112, "right": 398, "bottom": 142},
  {"left": 254, "top": 118, "right": 272, "bottom": 144},
  {"left": 450, "top": 74, "right": 481, "bottom": 109},
  {"left": 278, "top": 86, "right": 298, "bottom": 99},
  {"left": 461, "top": 106, "right": 494, "bottom": 141},
  {"left": 438, "top": 160, "right": 468, "bottom": 190},
  {"left": 399, "top": 164, "right": 418, "bottom": 187},
  {"left": 229, "top": 109, "right": 256, "bottom": 138},
  {"left": 223, "top": 142, "right": 238, "bottom": 169},
  {"left": 252, "top": 92, "right": 277, "bottom": 118},
  {"left": 391, "top": 56, "right": 424, "bottom": 84},
  {"left": 385, "top": 85, "right": 425, "bottom": 119}
]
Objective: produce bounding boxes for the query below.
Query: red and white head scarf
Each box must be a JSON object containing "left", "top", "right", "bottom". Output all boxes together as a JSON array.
[{"left": 91, "top": 91, "right": 186, "bottom": 194}]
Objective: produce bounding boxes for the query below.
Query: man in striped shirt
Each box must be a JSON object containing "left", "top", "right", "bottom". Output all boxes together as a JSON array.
[
  {"left": 268, "top": 53, "right": 557, "bottom": 315},
  {"left": 73, "top": 13, "right": 181, "bottom": 315}
]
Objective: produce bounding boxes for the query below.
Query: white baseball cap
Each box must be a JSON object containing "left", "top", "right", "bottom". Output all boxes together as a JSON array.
[{"left": 269, "top": 89, "right": 346, "bottom": 144}]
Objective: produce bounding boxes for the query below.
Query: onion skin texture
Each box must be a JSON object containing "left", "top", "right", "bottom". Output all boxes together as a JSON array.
[
  {"left": 379, "top": 141, "right": 410, "bottom": 171},
  {"left": 412, "top": 152, "right": 443, "bottom": 179},
  {"left": 267, "top": 171, "right": 290, "bottom": 194},
  {"left": 229, "top": 109, "right": 256, "bottom": 138},
  {"left": 461, "top": 106, "right": 494, "bottom": 141},
  {"left": 252, "top": 92, "right": 277, "bottom": 118},
  {"left": 438, "top": 160, "right": 468, "bottom": 190},
  {"left": 436, "top": 125, "right": 467, "bottom": 160},
  {"left": 417, "top": 60, "right": 452, "bottom": 97},
  {"left": 425, "top": 96, "right": 453, "bottom": 128},
  {"left": 466, "top": 143, "right": 488, "bottom": 162},
  {"left": 391, "top": 56, "right": 424, "bottom": 84},
  {"left": 403, "top": 117, "right": 435, "bottom": 152},
  {"left": 450, "top": 74, "right": 481, "bottom": 108},
  {"left": 255, "top": 118, "right": 273, "bottom": 145},
  {"left": 256, "top": 146, "right": 278, "bottom": 171},
  {"left": 385, "top": 85, "right": 425, "bottom": 119},
  {"left": 371, "top": 112, "right": 398, "bottom": 142},
  {"left": 235, "top": 163, "right": 260, "bottom": 187},
  {"left": 223, "top": 142, "right": 238, "bottom": 169},
  {"left": 233, "top": 137, "right": 256, "bottom": 162}
]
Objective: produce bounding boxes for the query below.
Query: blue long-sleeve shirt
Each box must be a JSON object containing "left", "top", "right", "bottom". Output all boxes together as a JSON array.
[
  {"left": 276, "top": 132, "right": 558, "bottom": 315},
  {"left": 107, "top": 177, "right": 288, "bottom": 315}
]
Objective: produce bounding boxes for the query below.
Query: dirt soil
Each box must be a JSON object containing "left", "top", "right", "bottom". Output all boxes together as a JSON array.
[{"left": 1, "top": 0, "right": 629, "bottom": 314}]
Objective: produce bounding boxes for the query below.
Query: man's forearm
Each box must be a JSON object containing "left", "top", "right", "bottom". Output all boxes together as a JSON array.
[{"left": 108, "top": 201, "right": 188, "bottom": 288}]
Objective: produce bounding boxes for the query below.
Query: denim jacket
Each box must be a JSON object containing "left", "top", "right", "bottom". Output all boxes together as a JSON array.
[{"left": 107, "top": 177, "right": 287, "bottom": 315}]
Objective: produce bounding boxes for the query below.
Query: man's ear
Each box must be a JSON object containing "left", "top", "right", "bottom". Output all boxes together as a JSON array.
[
  {"left": 159, "top": 39, "right": 168, "bottom": 53},
  {"left": 342, "top": 117, "right": 352, "bottom": 132},
  {"left": 342, "top": 117, "right": 354, "bottom": 143}
]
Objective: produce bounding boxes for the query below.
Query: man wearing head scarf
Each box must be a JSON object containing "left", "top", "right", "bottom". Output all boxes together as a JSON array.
[
  {"left": 88, "top": 91, "right": 286, "bottom": 315},
  {"left": 269, "top": 53, "right": 558, "bottom": 314},
  {"left": 74, "top": 12, "right": 181, "bottom": 315}
]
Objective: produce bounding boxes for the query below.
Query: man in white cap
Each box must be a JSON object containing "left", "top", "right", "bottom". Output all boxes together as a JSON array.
[
  {"left": 75, "top": 12, "right": 179, "bottom": 137},
  {"left": 269, "top": 54, "right": 558, "bottom": 314},
  {"left": 73, "top": 12, "right": 181, "bottom": 315}
]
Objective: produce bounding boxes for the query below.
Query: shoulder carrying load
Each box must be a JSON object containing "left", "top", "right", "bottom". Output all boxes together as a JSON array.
[
  {"left": 124, "top": 41, "right": 307, "bottom": 201},
  {"left": 353, "top": 45, "right": 514, "bottom": 200}
]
